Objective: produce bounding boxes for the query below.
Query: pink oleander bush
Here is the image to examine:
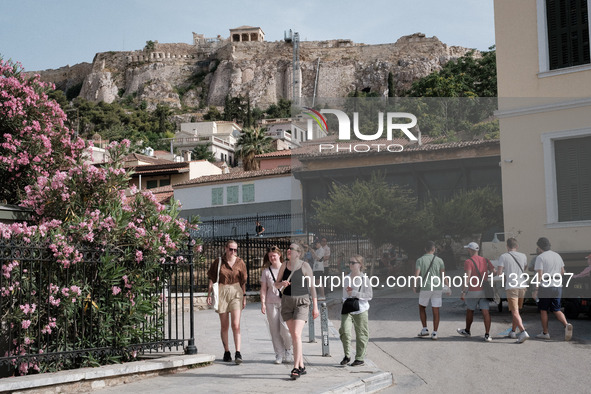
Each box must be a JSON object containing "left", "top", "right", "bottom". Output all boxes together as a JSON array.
[
  {"left": 0, "top": 59, "right": 199, "bottom": 376},
  {"left": 0, "top": 59, "right": 85, "bottom": 205}
]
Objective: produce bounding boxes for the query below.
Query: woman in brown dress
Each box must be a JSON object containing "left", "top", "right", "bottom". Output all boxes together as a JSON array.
[{"left": 207, "top": 240, "right": 247, "bottom": 364}]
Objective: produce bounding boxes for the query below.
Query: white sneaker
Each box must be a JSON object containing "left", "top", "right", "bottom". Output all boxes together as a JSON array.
[
  {"left": 456, "top": 328, "right": 471, "bottom": 337},
  {"left": 418, "top": 328, "right": 429, "bottom": 337},
  {"left": 536, "top": 332, "right": 551, "bottom": 340},
  {"left": 431, "top": 332, "right": 438, "bottom": 340},
  {"left": 508, "top": 331, "right": 517, "bottom": 339},
  {"left": 565, "top": 323, "right": 573, "bottom": 341},
  {"left": 516, "top": 331, "right": 529, "bottom": 343},
  {"left": 484, "top": 334, "right": 492, "bottom": 342},
  {"left": 274, "top": 354, "right": 283, "bottom": 364},
  {"left": 283, "top": 349, "right": 294, "bottom": 364}
]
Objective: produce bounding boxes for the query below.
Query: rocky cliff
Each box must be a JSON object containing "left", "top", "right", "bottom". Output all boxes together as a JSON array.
[{"left": 36, "top": 34, "right": 476, "bottom": 110}]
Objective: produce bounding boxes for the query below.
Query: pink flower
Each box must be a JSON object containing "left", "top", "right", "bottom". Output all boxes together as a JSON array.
[
  {"left": 21, "top": 320, "right": 31, "bottom": 329},
  {"left": 135, "top": 250, "right": 143, "bottom": 262},
  {"left": 112, "top": 286, "right": 121, "bottom": 295}
]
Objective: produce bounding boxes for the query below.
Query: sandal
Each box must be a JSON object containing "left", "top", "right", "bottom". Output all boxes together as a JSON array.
[
  {"left": 290, "top": 368, "right": 300, "bottom": 380},
  {"left": 298, "top": 366, "right": 307, "bottom": 375}
]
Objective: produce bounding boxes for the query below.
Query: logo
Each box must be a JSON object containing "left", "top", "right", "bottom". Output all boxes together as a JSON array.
[{"left": 303, "top": 108, "right": 418, "bottom": 153}]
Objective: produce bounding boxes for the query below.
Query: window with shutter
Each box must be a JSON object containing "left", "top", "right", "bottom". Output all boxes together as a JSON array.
[
  {"left": 227, "top": 185, "right": 239, "bottom": 204},
  {"left": 555, "top": 136, "right": 591, "bottom": 221},
  {"left": 212, "top": 187, "right": 223, "bottom": 206},
  {"left": 546, "top": 0, "right": 590, "bottom": 70},
  {"left": 242, "top": 184, "right": 255, "bottom": 202}
]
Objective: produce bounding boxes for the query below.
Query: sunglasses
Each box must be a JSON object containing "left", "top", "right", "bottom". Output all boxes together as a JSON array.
[
  {"left": 266, "top": 246, "right": 280, "bottom": 252},
  {"left": 228, "top": 248, "right": 238, "bottom": 252},
  {"left": 349, "top": 260, "right": 360, "bottom": 264},
  {"left": 289, "top": 247, "right": 300, "bottom": 251}
]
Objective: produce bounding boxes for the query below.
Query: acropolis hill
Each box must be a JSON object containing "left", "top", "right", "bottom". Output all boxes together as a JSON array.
[{"left": 35, "top": 28, "right": 477, "bottom": 110}]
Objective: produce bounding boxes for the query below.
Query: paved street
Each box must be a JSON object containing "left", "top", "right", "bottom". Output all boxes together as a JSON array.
[
  {"left": 334, "top": 281, "right": 591, "bottom": 393},
  {"left": 92, "top": 271, "right": 591, "bottom": 393}
]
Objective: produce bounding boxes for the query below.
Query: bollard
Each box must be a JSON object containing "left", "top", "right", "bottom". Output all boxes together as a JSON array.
[
  {"left": 308, "top": 295, "right": 316, "bottom": 342},
  {"left": 320, "top": 302, "right": 330, "bottom": 356},
  {"left": 185, "top": 237, "right": 197, "bottom": 355}
]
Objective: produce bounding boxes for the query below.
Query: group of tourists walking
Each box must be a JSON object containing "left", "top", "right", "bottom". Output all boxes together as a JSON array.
[
  {"left": 205, "top": 235, "right": 578, "bottom": 381},
  {"left": 205, "top": 240, "right": 371, "bottom": 380},
  {"left": 415, "top": 237, "right": 574, "bottom": 343}
]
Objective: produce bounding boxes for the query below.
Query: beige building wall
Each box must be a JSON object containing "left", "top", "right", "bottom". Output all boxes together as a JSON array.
[{"left": 495, "top": 0, "right": 591, "bottom": 257}]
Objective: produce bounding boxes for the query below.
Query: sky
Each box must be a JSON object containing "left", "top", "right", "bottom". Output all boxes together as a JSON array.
[{"left": 0, "top": 0, "right": 495, "bottom": 72}]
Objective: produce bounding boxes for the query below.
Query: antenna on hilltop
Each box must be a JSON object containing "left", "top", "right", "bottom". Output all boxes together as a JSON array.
[{"left": 284, "top": 29, "right": 300, "bottom": 106}]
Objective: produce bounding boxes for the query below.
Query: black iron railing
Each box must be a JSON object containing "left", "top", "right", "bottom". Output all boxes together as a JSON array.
[{"left": 0, "top": 238, "right": 197, "bottom": 377}]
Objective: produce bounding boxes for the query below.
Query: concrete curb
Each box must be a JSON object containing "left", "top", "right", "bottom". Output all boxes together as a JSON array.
[
  {"left": 324, "top": 371, "right": 394, "bottom": 394},
  {"left": 0, "top": 354, "right": 214, "bottom": 393}
]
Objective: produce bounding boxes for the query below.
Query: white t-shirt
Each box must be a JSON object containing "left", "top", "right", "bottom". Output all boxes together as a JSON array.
[
  {"left": 534, "top": 250, "right": 564, "bottom": 287},
  {"left": 313, "top": 247, "right": 325, "bottom": 271},
  {"left": 498, "top": 251, "right": 528, "bottom": 290}
]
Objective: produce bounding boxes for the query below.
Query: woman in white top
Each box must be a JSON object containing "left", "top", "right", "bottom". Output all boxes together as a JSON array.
[
  {"left": 311, "top": 241, "right": 326, "bottom": 298},
  {"left": 260, "top": 246, "right": 293, "bottom": 364},
  {"left": 339, "top": 254, "right": 373, "bottom": 367}
]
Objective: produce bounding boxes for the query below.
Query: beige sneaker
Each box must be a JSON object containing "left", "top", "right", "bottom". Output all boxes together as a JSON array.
[{"left": 565, "top": 323, "right": 573, "bottom": 341}]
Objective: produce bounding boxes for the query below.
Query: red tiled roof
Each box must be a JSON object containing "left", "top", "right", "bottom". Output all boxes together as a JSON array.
[
  {"left": 145, "top": 185, "right": 174, "bottom": 204},
  {"left": 255, "top": 150, "right": 293, "bottom": 158},
  {"left": 123, "top": 153, "right": 175, "bottom": 167},
  {"left": 293, "top": 137, "right": 499, "bottom": 160},
  {"left": 129, "top": 162, "right": 189, "bottom": 175},
  {"left": 174, "top": 166, "right": 292, "bottom": 188}
]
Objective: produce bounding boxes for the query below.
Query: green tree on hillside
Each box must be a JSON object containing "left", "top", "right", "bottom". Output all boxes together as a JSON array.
[{"left": 405, "top": 47, "right": 497, "bottom": 97}]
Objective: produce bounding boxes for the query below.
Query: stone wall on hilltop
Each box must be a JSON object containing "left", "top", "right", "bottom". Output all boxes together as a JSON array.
[{"left": 35, "top": 33, "right": 478, "bottom": 110}]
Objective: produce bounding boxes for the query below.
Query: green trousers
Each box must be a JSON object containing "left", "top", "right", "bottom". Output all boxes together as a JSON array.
[{"left": 339, "top": 310, "right": 369, "bottom": 361}]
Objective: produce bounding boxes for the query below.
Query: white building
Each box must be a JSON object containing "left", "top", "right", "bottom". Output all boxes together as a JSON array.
[{"left": 173, "top": 121, "right": 242, "bottom": 164}]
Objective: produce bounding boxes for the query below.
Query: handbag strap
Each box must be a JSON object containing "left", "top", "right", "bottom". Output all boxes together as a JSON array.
[
  {"left": 469, "top": 257, "right": 486, "bottom": 281},
  {"left": 216, "top": 257, "right": 221, "bottom": 284},
  {"left": 422, "top": 254, "right": 437, "bottom": 283},
  {"left": 268, "top": 266, "right": 277, "bottom": 282},
  {"left": 508, "top": 252, "right": 525, "bottom": 273}
]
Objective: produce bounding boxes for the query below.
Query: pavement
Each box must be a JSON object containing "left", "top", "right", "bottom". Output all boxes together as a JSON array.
[
  {"left": 0, "top": 299, "right": 391, "bottom": 394},
  {"left": 92, "top": 300, "right": 392, "bottom": 394}
]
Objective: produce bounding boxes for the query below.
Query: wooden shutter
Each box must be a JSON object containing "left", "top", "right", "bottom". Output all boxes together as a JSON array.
[
  {"left": 555, "top": 136, "right": 591, "bottom": 221},
  {"left": 546, "top": 0, "right": 590, "bottom": 70}
]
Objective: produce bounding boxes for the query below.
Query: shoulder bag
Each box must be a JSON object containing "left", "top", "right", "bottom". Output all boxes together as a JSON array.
[
  {"left": 212, "top": 257, "right": 221, "bottom": 312},
  {"left": 341, "top": 279, "right": 363, "bottom": 315}
]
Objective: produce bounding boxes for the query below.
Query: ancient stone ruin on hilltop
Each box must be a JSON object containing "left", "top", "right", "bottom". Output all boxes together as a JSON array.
[{"left": 36, "top": 28, "right": 477, "bottom": 111}]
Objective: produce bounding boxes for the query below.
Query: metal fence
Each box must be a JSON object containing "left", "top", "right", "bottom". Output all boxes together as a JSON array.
[
  {"left": 198, "top": 236, "right": 292, "bottom": 292},
  {"left": 195, "top": 212, "right": 304, "bottom": 240},
  {"left": 195, "top": 223, "right": 405, "bottom": 293},
  {"left": 0, "top": 238, "right": 197, "bottom": 377}
]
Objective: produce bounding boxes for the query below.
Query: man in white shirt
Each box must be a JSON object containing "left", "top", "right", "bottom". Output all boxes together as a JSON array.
[
  {"left": 532, "top": 237, "right": 573, "bottom": 341},
  {"left": 497, "top": 238, "right": 529, "bottom": 343}
]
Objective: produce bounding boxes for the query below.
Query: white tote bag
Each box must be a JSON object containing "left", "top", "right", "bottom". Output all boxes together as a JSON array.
[{"left": 212, "top": 257, "right": 221, "bottom": 312}]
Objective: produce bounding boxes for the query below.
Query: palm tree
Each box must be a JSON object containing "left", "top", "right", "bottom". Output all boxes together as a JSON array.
[
  {"left": 235, "top": 127, "right": 273, "bottom": 171},
  {"left": 192, "top": 142, "right": 216, "bottom": 162}
]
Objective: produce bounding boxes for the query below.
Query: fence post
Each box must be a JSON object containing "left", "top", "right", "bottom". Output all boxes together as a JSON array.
[
  {"left": 308, "top": 295, "right": 316, "bottom": 342},
  {"left": 185, "top": 237, "right": 197, "bottom": 355},
  {"left": 320, "top": 301, "right": 330, "bottom": 356}
]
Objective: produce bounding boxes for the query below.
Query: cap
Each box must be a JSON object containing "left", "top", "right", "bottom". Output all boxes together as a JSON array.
[
  {"left": 463, "top": 242, "right": 479, "bottom": 251},
  {"left": 536, "top": 237, "right": 551, "bottom": 251}
]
